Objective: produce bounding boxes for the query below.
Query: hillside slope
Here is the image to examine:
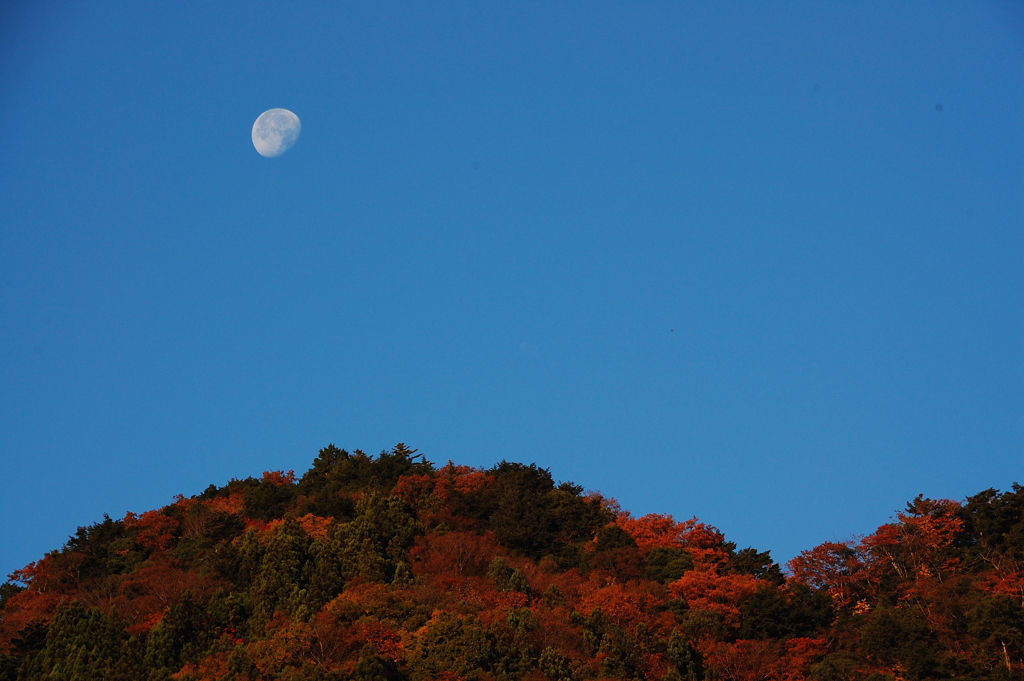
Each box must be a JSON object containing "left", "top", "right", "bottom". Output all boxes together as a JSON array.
[{"left": 1, "top": 444, "right": 1021, "bottom": 681}]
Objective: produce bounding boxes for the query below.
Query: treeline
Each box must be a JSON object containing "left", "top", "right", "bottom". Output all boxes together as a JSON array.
[{"left": 0, "top": 443, "right": 1021, "bottom": 680}]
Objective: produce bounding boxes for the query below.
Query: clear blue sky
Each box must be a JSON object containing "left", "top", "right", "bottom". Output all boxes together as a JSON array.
[{"left": 1, "top": 1, "right": 1021, "bottom": 579}]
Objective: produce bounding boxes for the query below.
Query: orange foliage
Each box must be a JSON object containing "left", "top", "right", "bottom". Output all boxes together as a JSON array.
[
  {"left": 433, "top": 463, "right": 493, "bottom": 500},
  {"left": 705, "top": 639, "right": 780, "bottom": 681},
  {"left": 305, "top": 607, "right": 349, "bottom": 668},
  {"left": 898, "top": 497, "right": 963, "bottom": 549},
  {"left": 704, "top": 636, "right": 826, "bottom": 681},
  {"left": 778, "top": 637, "right": 828, "bottom": 680},
  {"left": 4, "top": 451, "right": 1010, "bottom": 680},
  {"left": 617, "top": 513, "right": 740, "bottom": 567},
  {"left": 124, "top": 509, "right": 179, "bottom": 552},
  {"left": 320, "top": 582, "right": 392, "bottom": 622},
  {"left": 262, "top": 469, "right": 296, "bottom": 485},
  {"left": 453, "top": 470, "right": 492, "bottom": 495},
  {"left": 331, "top": 618, "right": 403, "bottom": 667},
  {"left": 787, "top": 541, "right": 869, "bottom": 609},
  {"left": 247, "top": 614, "right": 311, "bottom": 677},
  {"left": 172, "top": 650, "right": 231, "bottom": 680},
  {"left": 861, "top": 523, "right": 901, "bottom": 569},
  {"left": 668, "top": 566, "right": 760, "bottom": 626},
  {"left": 8, "top": 554, "right": 64, "bottom": 592},
  {"left": 243, "top": 518, "right": 269, "bottom": 534},
  {"left": 586, "top": 494, "right": 618, "bottom": 520},
  {"left": 351, "top": 620, "right": 404, "bottom": 664},
  {"left": 0, "top": 592, "right": 63, "bottom": 648},
  {"left": 112, "top": 563, "right": 225, "bottom": 630},
  {"left": 616, "top": 513, "right": 687, "bottom": 551},
  {"left": 497, "top": 590, "right": 530, "bottom": 609},
  {"left": 394, "top": 473, "right": 436, "bottom": 506},
  {"left": 0, "top": 553, "right": 94, "bottom": 645},
  {"left": 678, "top": 520, "right": 733, "bottom": 566},
  {"left": 578, "top": 581, "right": 652, "bottom": 629},
  {"left": 410, "top": 531, "right": 502, "bottom": 579},
  {"left": 202, "top": 490, "right": 245, "bottom": 515},
  {"left": 985, "top": 570, "right": 1024, "bottom": 604},
  {"left": 617, "top": 513, "right": 731, "bottom": 564},
  {"left": 260, "top": 514, "right": 332, "bottom": 542},
  {"left": 0, "top": 557, "right": 66, "bottom": 646},
  {"left": 126, "top": 611, "right": 164, "bottom": 637},
  {"left": 295, "top": 513, "right": 332, "bottom": 541},
  {"left": 860, "top": 498, "right": 964, "bottom": 589}
]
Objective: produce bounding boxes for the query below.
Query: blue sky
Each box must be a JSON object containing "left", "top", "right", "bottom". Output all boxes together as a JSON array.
[{"left": 1, "top": 1, "right": 1021, "bottom": 579}]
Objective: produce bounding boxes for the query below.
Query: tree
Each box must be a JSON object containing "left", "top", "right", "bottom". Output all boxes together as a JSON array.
[
  {"left": 646, "top": 547, "right": 694, "bottom": 584},
  {"left": 859, "top": 604, "right": 944, "bottom": 680},
  {"left": 2, "top": 445, "right": 1019, "bottom": 681},
  {"left": 787, "top": 541, "right": 870, "bottom": 609},
  {"left": 250, "top": 519, "right": 314, "bottom": 625},
  {"left": 34, "top": 599, "right": 144, "bottom": 681},
  {"left": 244, "top": 472, "right": 300, "bottom": 521},
  {"left": 665, "top": 628, "right": 703, "bottom": 681},
  {"left": 472, "top": 462, "right": 611, "bottom": 559},
  {"left": 409, "top": 613, "right": 494, "bottom": 680},
  {"left": 333, "top": 493, "right": 421, "bottom": 584},
  {"left": 738, "top": 582, "right": 833, "bottom": 640}
]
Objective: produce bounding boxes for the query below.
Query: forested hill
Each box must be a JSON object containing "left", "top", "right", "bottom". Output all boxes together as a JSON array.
[{"left": 1, "top": 445, "right": 1022, "bottom": 681}]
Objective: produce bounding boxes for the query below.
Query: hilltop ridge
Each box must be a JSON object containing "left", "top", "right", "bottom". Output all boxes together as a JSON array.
[{"left": 1, "top": 444, "right": 1021, "bottom": 681}]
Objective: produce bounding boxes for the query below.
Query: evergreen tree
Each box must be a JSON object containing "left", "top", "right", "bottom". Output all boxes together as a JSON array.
[{"left": 35, "top": 600, "right": 143, "bottom": 681}]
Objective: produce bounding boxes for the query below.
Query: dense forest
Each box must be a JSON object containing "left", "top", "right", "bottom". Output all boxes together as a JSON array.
[{"left": 1, "top": 444, "right": 1021, "bottom": 681}]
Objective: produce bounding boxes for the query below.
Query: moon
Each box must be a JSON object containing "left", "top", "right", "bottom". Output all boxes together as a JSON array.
[{"left": 252, "top": 108, "right": 301, "bottom": 158}]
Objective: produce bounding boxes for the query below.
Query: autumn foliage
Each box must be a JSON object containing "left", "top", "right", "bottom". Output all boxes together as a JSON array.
[{"left": 0, "top": 443, "right": 1021, "bottom": 681}]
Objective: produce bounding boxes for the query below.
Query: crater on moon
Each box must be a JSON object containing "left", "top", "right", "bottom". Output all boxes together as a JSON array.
[{"left": 252, "top": 108, "right": 301, "bottom": 158}]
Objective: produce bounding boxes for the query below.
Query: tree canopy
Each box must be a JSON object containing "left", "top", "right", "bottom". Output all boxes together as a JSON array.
[{"left": 1, "top": 443, "right": 1020, "bottom": 680}]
